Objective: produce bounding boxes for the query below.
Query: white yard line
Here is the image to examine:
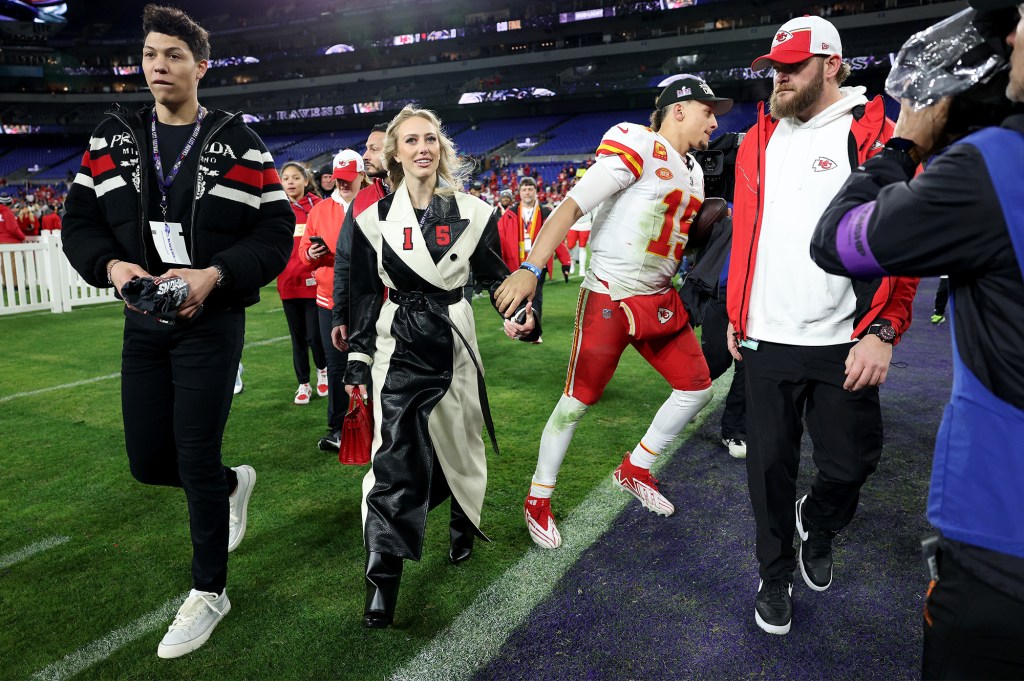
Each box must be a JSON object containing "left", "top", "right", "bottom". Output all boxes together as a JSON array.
[
  {"left": 0, "top": 336, "right": 288, "bottom": 403},
  {"left": 30, "top": 592, "right": 189, "bottom": 681},
  {"left": 391, "top": 382, "right": 728, "bottom": 681},
  {"left": 0, "top": 536, "right": 70, "bottom": 569}
]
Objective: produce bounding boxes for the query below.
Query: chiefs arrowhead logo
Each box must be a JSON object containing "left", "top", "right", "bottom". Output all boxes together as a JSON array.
[
  {"left": 658, "top": 308, "right": 674, "bottom": 324},
  {"left": 812, "top": 156, "right": 837, "bottom": 172},
  {"left": 775, "top": 30, "right": 792, "bottom": 44},
  {"left": 870, "top": 140, "right": 885, "bottom": 150}
]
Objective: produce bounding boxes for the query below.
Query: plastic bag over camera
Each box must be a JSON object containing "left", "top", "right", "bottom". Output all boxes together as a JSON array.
[{"left": 885, "top": 8, "right": 1008, "bottom": 110}]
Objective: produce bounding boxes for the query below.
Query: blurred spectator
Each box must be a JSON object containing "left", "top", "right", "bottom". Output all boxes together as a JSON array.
[
  {"left": 0, "top": 195, "right": 25, "bottom": 244},
  {"left": 277, "top": 161, "right": 327, "bottom": 406},
  {"left": 40, "top": 202, "right": 62, "bottom": 231}
]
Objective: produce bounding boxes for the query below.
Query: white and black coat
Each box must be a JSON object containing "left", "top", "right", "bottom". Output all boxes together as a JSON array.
[{"left": 344, "top": 183, "right": 540, "bottom": 560}]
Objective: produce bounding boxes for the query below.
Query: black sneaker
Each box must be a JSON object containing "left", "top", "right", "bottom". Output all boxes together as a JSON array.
[
  {"left": 318, "top": 429, "right": 341, "bottom": 453},
  {"left": 755, "top": 578, "right": 793, "bottom": 635},
  {"left": 795, "top": 495, "right": 835, "bottom": 591}
]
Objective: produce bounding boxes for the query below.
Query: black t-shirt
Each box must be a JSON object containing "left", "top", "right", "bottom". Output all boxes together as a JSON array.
[{"left": 145, "top": 117, "right": 213, "bottom": 273}]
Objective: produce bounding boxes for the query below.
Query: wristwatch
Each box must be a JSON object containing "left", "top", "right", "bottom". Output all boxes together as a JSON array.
[
  {"left": 882, "top": 137, "right": 921, "bottom": 174},
  {"left": 867, "top": 322, "right": 896, "bottom": 344}
]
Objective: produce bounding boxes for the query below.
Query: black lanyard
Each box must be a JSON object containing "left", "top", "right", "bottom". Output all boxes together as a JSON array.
[{"left": 150, "top": 106, "right": 205, "bottom": 223}]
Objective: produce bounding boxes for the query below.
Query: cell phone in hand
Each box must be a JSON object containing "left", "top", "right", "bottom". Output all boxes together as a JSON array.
[{"left": 309, "top": 235, "right": 328, "bottom": 249}]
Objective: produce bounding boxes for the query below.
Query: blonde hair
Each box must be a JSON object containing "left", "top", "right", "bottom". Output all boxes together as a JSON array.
[
  {"left": 384, "top": 105, "right": 472, "bottom": 198},
  {"left": 836, "top": 61, "right": 852, "bottom": 86}
]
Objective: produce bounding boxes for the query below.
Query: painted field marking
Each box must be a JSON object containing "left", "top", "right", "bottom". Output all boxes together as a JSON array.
[
  {"left": 391, "top": 379, "right": 729, "bottom": 681},
  {"left": 30, "top": 591, "right": 189, "bottom": 681},
  {"left": 0, "top": 336, "right": 288, "bottom": 403},
  {"left": 0, "top": 536, "right": 71, "bottom": 570}
]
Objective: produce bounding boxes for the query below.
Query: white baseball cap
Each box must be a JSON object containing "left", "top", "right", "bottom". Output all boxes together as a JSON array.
[
  {"left": 751, "top": 16, "right": 843, "bottom": 71},
  {"left": 332, "top": 149, "right": 365, "bottom": 181}
]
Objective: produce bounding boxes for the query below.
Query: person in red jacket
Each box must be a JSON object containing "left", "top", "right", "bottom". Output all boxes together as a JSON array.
[
  {"left": 40, "top": 203, "right": 62, "bottom": 232},
  {"left": 0, "top": 195, "right": 25, "bottom": 244},
  {"left": 725, "top": 16, "right": 918, "bottom": 636},
  {"left": 277, "top": 161, "right": 326, "bottom": 405},
  {"left": 497, "top": 177, "right": 570, "bottom": 279},
  {"left": 300, "top": 148, "right": 366, "bottom": 450},
  {"left": 497, "top": 177, "right": 571, "bottom": 342}
]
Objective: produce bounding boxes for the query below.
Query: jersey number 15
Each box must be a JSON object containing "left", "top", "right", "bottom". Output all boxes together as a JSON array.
[{"left": 646, "top": 188, "right": 701, "bottom": 262}]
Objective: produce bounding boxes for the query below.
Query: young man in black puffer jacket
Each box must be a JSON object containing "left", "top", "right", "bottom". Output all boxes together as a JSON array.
[{"left": 61, "top": 4, "right": 292, "bottom": 660}]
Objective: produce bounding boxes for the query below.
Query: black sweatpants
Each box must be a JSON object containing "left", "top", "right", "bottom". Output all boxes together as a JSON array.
[
  {"left": 281, "top": 297, "right": 326, "bottom": 384},
  {"left": 923, "top": 549, "right": 1024, "bottom": 679},
  {"left": 699, "top": 293, "right": 746, "bottom": 440},
  {"left": 318, "top": 306, "right": 347, "bottom": 431},
  {"left": 121, "top": 306, "right": 243, "bottom": 594},
  {"left": 741, "top": 341, "right": 883, "bottom": 581}
]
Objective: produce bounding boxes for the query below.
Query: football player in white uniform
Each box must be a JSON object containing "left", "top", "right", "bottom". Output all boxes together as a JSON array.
[{"left": 496, "top": 76, "right": 732, "bottom": 548}]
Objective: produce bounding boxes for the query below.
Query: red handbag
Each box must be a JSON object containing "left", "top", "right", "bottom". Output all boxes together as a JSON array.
[{"left": 339, "top": 394, "right": 373, "bottom": 466}]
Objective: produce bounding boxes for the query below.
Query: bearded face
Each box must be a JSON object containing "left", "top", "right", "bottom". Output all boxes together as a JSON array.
[{"left": 769, "top": 57, "right": 826, "bottom": 119}]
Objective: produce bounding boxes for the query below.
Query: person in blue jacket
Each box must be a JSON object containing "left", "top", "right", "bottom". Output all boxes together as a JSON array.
[{"left": 811, "top": 3, "right": 1024, "bottom": 677}]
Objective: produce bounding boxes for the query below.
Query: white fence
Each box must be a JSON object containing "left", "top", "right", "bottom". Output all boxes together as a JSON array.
[{"left": 0, "top": 231, "right": 117, "bottom": 316}]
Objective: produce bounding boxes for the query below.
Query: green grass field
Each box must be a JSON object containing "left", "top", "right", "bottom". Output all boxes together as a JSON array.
[{"left": 0, "top": 278, "right": 700, "bottom": 680}]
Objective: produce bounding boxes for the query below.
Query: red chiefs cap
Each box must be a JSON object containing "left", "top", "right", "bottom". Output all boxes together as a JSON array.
[
  {"left": 751, "top": 16, "right": 843, "bottom": 72},
  {"left": 332, "top": 149, "right": 364, "bottom": 182}
]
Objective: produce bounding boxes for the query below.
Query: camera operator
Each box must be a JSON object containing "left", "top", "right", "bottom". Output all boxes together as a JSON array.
[
  {"left": 811, "top": 3, "right": 1024, "bottom": 677},
  {"left": 681, "top": 133, "right": 747, "bottom": 459}
]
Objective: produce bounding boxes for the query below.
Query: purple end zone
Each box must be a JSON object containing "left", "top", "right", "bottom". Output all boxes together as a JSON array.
[{"left": 835, "top": 201, "right": 887, "bottom": 278}]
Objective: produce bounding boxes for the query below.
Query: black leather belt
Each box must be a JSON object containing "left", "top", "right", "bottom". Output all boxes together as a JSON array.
[
  {"left": 389, "top": 289, "right": 463, "bottom": 308},
  {"left": 389, "top": 288, "right": 500, "bottom": 455}
]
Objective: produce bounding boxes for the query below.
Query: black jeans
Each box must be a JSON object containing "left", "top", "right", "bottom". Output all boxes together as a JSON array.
[
  {"left": 318, "top": 306, "right": 348, "bottom": 431},
  {"left": 282, "top": 297, "right": 326, "bottom": 384},
  {"left": 923, "top": 549, "right": 1024, "bottom": 679},
  {"left": 121, "top": 306, "right": 244, "bottom": 594},
  {"left": 699, "top": 293, "right": 746, "bottom": 440},
  {"left": 741, "top": 341, "right": 883, "bottom": 581}
]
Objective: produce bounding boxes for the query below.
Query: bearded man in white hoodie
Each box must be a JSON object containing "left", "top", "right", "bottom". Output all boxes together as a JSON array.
[{"left": 725, "top": 16, "right": 918, "bottom": 635}]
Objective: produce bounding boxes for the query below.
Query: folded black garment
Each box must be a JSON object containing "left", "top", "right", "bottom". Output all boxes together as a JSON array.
[{"left": 120, "top": 275, "right": 190, "bottom": 324}]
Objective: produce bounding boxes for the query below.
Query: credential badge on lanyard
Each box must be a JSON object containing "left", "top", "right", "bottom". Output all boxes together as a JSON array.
[{"left": 149, "top": 106, "right": 205, "bottom": 265}]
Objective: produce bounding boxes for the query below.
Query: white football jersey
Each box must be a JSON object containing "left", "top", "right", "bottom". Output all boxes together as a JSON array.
[{"left": 579, "top": 122, "right": 705, "bottom": 300}]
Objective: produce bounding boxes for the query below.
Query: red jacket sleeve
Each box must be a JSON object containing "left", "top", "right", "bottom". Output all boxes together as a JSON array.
[{"left": 497, "top": 209, "right": 521, "bottom": 272}]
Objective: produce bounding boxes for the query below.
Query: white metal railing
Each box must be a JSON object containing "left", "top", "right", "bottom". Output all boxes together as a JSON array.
[{"left": 0, "top": 231, "right": 117, "bottom": 316}]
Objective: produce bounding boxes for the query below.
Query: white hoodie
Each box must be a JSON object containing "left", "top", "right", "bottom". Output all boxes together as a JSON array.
[{"left": 745, "top": 86, "right": 868, "bottom": 346}]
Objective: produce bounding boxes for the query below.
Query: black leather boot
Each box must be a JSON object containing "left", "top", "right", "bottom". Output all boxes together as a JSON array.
[
  {"left": 449, "top": 498, "right": 475, "bottom": 565},
  {"left": 363, "top": 551, "right": 403, "bottom": 628}
]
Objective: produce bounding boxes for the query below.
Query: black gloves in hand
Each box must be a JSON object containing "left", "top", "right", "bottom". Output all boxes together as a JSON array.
[
  {"left": 562, "top": 264, "right": 571, "bottom": 283},
  {"left": 121, "top": 275, "right": 190, "bottom": 324}
]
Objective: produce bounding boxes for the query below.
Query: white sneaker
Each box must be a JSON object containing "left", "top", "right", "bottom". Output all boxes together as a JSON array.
[
  {"left": 157, "top": 589, "right": 231, "bottom": 659},
  {"left": 722, "top": 438, "right": 747, "bottom": 459},
  {"left": 228, "top": 465, "right": 255, "bottom": 553},
  {"left": 315, "top": 368, "right": 329, "bottom": 398},
  {"left": 233, "top": 363, "right": 244, "bottom": 395},
  {"left": 294, "top": 383, "right": 313, "bottom": 405}
]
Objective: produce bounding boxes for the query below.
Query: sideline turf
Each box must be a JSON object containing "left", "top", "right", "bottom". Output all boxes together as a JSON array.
[{"left": 1, "top": 279, "right": 698, "bottom": 680}]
